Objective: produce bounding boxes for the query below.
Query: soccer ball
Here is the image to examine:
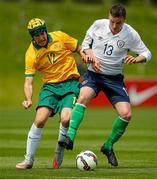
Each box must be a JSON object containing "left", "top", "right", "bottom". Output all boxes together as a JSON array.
[{"left": 76, "top": 150, "right": 98, "bottom": 171}]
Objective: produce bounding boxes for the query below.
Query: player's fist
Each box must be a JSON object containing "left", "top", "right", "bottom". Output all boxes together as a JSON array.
[{"left": 22, "top": 100, "right": 32, "bottom": 109}]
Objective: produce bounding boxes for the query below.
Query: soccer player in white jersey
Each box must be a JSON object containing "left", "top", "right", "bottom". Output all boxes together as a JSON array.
[{"left": 64, "top": 4, "right": 152, "bottom": 167}]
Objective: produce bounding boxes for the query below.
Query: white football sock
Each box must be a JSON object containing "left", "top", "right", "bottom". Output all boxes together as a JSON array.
[
  {"left": 25, "top": 123, "right": 42, "bottom": 162},
  {"left": 55, "top": 123, "right": 68, "bottom": 153},
  {"left": 58, "top": 123, "right": 68, "bottom": 142}
]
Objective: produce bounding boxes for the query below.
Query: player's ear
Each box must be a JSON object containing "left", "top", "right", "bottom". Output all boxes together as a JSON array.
[{"left": 32, "top": 39, "right": 37, "bottom": 46}]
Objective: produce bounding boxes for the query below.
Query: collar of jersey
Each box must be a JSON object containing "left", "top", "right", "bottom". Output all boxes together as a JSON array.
[
  {"left": 107, "top": 25, "right": 123, "bottom": 37},
  {"left": 33, "top": 33, "right": 52, "bottom": 50}
]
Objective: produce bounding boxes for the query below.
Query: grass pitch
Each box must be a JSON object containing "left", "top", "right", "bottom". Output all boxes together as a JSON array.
[{"left": 0, "top": 107, "right": 157, "bottom": 179}]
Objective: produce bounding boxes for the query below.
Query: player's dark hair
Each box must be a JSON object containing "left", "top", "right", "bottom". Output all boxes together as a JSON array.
[{"left": 110, "top": 4, "right": 126, "bottom": 18}]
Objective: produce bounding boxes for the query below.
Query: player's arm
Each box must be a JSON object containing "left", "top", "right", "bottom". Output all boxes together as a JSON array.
[
  {"left": 76, "top": 45, "right": 100, "bottom": 72},
  {"left": 22, "top": 76, "right": 34, "bottom": 109},
  {"left": 76, "top": 44, "right": 100, "bottom": 72},
  {"left": 81, "top": 48, "right": 100, "bottom": 73},
  {"left": 81, "top": 22, "right": 101, "bottom": 72},
  {"left": 76, "top": 45, "right": 84, "bottom": 57},
  {"left": 124, "top": 54, "right": 147, "bottom": 64},
  {"left": 76, "top": 45, "right": 88, "bottom": 62},
  {"left": 125, "top": 29, "right": 152, "bottom": 65}
]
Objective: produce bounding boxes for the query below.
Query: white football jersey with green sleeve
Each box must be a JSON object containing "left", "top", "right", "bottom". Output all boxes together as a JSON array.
[{"left": 82, "top": 19, "right": 151, "bottom": 75}]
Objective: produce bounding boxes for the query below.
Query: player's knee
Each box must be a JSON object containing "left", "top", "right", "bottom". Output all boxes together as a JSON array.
[
  {"left": 60, "top": 115, "right": 70, "bottom": 128},
  {"left": 119, "top": 110, "right": 132, "bottom": 121},
  {"left": 77, "top": 94, "right": 89, "bottom": 105}
]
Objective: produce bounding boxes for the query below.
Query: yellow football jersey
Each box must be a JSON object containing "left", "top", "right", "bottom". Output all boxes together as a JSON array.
[{"left": 25, "top": 31, "right": 80, "bottom": 83}]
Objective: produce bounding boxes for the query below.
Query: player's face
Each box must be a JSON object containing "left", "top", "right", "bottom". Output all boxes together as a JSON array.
[
  {"left": 33, "top": 31, "right": 48, "bottom": 47},
  {"left": 109, "top": 14, "right": 125, "bottom": 35}
]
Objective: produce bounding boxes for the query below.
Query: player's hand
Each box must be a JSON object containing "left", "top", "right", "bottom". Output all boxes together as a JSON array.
[
  {"left": 81, "top": 48, "right": 96, "bottom": 64},
  {"left": 81, "top": 48, "right": 100, "bottom": 72},
  {"left": 92, "top": 58, "right": 100, "bottom": 73},
  {"left": 82, "top": 54, "right": 100, "bottom": 73},
  {"left": 124, "top": 55, "right": 136, "bottom": 64},
  {"left": 22, "top": 100, "right": 32, "bottom": 109},
  {"left": 82, "top": 54, "right": 94, "bottom": 63}
]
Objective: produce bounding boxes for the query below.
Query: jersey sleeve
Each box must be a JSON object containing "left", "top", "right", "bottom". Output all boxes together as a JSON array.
[
  {"left": 60, "top": 31, "right": 79, "bottom": 52},
  {"left": 25, "top": 51, "right": 36, "bottom": 76},
  {"left": 82, "top": 21, "right": 97, "bottom": 51},
  {"left": 129, "top": 30, "right": 152, "bottom": 62}
]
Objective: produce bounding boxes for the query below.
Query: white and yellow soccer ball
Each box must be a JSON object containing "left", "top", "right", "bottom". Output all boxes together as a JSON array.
[{"left": 76, "top": 150, "right": 98, "bottom": 171}]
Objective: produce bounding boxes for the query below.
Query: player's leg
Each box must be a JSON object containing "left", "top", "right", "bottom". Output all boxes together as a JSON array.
[
  {"left": 53, "top": 108, "right": 71, "bottom": 169},
  {"left": 104, "top": 102, "right": 131, "bottom": 149},
  {"left": 100, "top": 74, "right": 131, "bottom": 166},
  {"left": 65, "top": 71, "right": 99, "bottom": 150},
  {"left": 65, "top": 86, "right": 96, "bottom": 150},
  {"left": 101, "top": 102, "right": 131, "bottom": 166},
  {"left": 16, "top": 107, "right": 52, "bottom": 169},
  {"left": 53, "top": 79, "right": 80, "bottom": 169}
]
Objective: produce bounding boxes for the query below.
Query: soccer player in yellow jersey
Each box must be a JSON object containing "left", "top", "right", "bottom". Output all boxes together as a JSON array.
[{"left": 16, "top": 18, "right": 82, "bottom": 169}]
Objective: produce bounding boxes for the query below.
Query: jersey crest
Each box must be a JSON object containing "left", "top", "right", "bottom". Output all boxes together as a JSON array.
[{"left": 117, "top": 40, "right": 125, "bottom": 48}]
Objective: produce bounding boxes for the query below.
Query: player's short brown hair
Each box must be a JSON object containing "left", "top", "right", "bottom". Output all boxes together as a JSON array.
[{"left": 110, "top": 4, "right": 126, "bottom": 18}]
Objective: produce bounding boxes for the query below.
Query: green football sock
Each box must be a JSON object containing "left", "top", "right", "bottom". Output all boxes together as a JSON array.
[
  {"left": 104, "top": 116, "right": 129, "bottom": 150},
  {"left": 68, "top": 103, "right": 86, "bottom": 141}
]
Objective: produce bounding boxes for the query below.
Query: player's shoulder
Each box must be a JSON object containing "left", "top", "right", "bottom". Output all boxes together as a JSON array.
[
  {"left": 93, "top": 18, "right": 108, "bottom": 26},
  {"left": 123, "top": 23, "right": 138, "bottom": 35},
  {"left": 26, "top": 42, "right": 34, "bottom": 54},
  {"left": 49, "top": 31, "right": 67, "bottom": 37},
  {"left": 49, "top": 31, "right": 70, "bottom": 40}
]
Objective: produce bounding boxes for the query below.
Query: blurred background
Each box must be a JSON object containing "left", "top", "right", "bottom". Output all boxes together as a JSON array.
[{"left": 0, "top": 0, "right": 157, "bottom": 107}]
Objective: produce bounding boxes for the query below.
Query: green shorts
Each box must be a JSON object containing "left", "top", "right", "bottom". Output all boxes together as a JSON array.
[{"left": 37, "top": 79, "right": 80, "bottom": 116}]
